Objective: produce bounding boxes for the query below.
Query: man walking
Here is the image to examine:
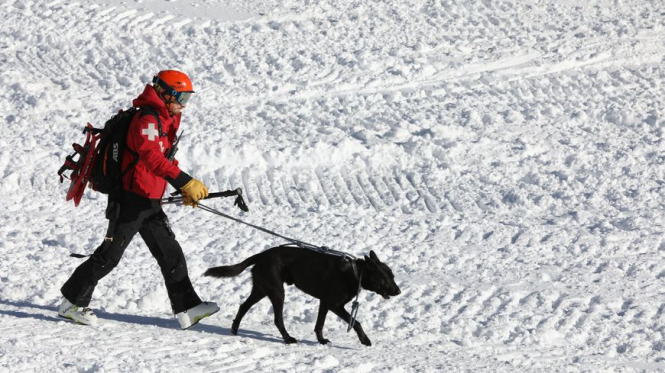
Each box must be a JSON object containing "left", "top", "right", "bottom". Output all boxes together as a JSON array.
[{"left": 58, "top": 70, "right": 219, "bottom": 329}]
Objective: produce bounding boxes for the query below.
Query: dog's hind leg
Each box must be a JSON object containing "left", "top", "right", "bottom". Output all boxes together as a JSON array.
[
  {"left": 266, "top": 286, "right": 297, "bottom": 344},
  {"left": 330, "top": 305, "right": 372, "bottom": 346},
  {"left": 232, "top": 286, "right": 265, "bottom": 335},
  {"left": 314, "top": 302, "right": 330, "bottom": 345}
]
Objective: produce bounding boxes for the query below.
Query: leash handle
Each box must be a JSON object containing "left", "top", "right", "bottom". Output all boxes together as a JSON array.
[
  {"left": 162, "top": 188, "right": 248, "bottom": 212},
  {"left": 168, "top": 188, "right": 241, "bottom": 199}
]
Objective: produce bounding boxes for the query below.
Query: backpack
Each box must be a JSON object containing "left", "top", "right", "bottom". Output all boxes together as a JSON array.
[{"left": 58, "top": 107, "right": 160, "bottom": 207}]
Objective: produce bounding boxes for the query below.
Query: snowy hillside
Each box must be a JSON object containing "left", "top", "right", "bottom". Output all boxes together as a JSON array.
[{"left": 1, "top": 0, "right": 663, "bottom": 371}]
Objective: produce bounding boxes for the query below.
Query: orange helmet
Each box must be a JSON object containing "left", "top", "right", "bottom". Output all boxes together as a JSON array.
[{"left": 152, "top": 70, "right": 194, "bottom": 105}]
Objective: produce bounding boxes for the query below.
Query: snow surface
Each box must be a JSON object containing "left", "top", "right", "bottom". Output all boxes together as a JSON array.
[{"left": 1, "top": 0, "right": 664, "bottom": 371}]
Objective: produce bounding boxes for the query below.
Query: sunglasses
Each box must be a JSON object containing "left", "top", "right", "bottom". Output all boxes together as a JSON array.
[{"left": 152, "top": 76, "right": 194, "bottom": 106}]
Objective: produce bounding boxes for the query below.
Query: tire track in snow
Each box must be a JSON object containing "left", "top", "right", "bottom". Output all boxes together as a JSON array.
[{"left": 214, "top": 168, "right": 440, "bottom": 213}]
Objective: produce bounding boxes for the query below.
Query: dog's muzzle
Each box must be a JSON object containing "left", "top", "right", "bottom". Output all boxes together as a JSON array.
[{"left": 382, "top": 287, "right": 401, "bottom": 299}]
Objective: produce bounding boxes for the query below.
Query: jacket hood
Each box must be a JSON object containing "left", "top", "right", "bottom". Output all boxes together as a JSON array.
[
  {"left": 132, "top": 84, "right": 172, "bottom": 119},
  {"left": 131, "top": 84, "right": 181, "bottom": 137}
]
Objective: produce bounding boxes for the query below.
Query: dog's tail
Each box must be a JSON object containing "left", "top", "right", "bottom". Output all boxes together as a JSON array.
[{"left": 204, "top": 253, "right": 261, "bottom": 278}]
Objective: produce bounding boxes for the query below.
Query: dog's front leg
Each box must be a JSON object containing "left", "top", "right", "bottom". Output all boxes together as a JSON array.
[
  {"left": 331, "top": 305, "right": 371, "bottom": 346},
  {"left": 267, "top": 290, "right": 297, "bottom": 344},
  {"left": 315, "top": 302, "right": 330, "bottom": 344}
]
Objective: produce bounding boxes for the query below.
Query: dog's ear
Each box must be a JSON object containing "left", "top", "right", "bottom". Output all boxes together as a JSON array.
[
  {"left": 363, "top": 255, "right": 375, "bottom": 267},
  {"left": 369, "top": 250, "right": 380, "bottom": 262}
]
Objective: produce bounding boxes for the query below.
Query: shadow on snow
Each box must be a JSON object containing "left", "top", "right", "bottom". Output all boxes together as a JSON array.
[{"left": 0, "top": 298, "right": 284, "bottom": 344}]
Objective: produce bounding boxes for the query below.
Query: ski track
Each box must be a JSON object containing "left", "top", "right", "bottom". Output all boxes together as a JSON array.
[{"left": 1, "top": 0, "right": 664, "bottom": 372}]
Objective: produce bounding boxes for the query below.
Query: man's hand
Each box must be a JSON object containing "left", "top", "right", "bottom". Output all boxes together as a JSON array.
[{"left": 181, "top": 178, "right": 209, "bottom": 208}]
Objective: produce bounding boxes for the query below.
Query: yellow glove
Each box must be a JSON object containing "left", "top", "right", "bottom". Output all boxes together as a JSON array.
[{"left": 181, "top": 178, "right": 209, "bottom": 208}]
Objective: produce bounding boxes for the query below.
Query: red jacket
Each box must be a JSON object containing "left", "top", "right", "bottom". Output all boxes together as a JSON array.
[{"left": 121, "top": 85, "right": 191, "bottom": 200}]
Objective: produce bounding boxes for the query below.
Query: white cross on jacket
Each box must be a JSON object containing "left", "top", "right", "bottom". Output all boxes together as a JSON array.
[{"left": 142, "top": 122, "right": 165, "bottom": 152}]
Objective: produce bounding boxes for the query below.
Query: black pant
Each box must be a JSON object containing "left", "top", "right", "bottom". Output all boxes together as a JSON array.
[{"left": 61, "top": 192, "right": 202, "bottom": 314}]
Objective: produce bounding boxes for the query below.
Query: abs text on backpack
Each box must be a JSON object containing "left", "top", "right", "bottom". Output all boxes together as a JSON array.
[{"left": 57, "top": 107, "right": 160, "bottom": 206}]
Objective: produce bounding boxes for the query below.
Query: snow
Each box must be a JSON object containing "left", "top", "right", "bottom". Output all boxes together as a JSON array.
[{"left": 1, "top": 0, "right": 664, "bottom": 371}]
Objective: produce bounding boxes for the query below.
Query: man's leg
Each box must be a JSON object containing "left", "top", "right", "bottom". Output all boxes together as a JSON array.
[
  {"left": 60, "top": 203, "right": 145, "bottom": 307},
  {"left": 140, "top": 209, "right": 218, "bottom": 329},
  {"left": 139, "top": 209, "right": 202, "bottom": 314}
]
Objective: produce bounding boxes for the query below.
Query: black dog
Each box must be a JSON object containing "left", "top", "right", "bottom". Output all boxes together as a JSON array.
[{"left": 204, "top": 245, "right": 400, "bottom": 346}]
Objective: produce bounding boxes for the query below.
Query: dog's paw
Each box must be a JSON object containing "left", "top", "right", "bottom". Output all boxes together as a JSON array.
[
  {"left": 284, "top": 336, "right": 298, "bottom": 344},
  {"left": 231, "top": 320, "right": 239, "bottom": 335},
  {"left": 317, "top": 338, "right": 330, "bottom": 345},
  {"left": 360, "top": 336, "right": 372, "bottom": 346}
]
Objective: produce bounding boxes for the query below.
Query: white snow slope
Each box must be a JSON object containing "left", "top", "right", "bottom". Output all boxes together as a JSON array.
[{"left": 1, "top": 0, "right": 664, "bottom": 372}]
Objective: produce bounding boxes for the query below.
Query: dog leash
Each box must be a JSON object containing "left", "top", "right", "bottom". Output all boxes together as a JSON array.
[
  {"left": 348, "top": 265, "right": 364, "bottom": 332},
  {"left": 196, "top": 203, "right": 356, "bottom": 259},
  {"left": 197, "top": 202, "right": 321, "bottom": 249},
  {"left": 194, "top": 202, "right": 365, "bottom": 331}
]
